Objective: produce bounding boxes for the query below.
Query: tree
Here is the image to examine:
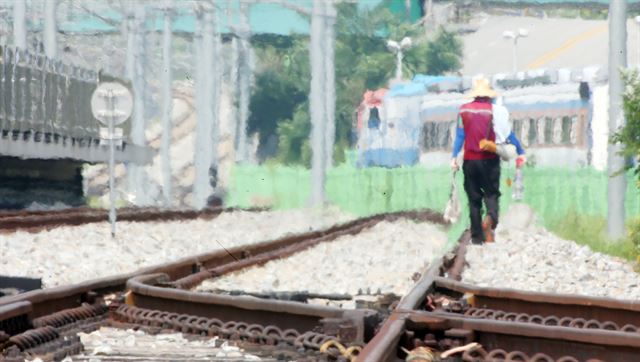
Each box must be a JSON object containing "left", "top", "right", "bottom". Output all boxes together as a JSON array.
[
  {"left": 248, "top": 36, "right": 309, "bottom": 162},
  {"left": 247, "top": 2, "right": 463, "bottom": 166},
  {"left": 424, "top": 27, "right": 463, "bottom": 75},
  {"left": 612, "top": 68, "right": 640, "bottom": 183}
]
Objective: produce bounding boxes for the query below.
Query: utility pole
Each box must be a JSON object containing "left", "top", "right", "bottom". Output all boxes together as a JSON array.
[
  {"left": 44, "top": 0, "right": 57, "bottom": 59},
  {"left": 309, "top": 0, "right": 326, "bottom": 207},
  {"left": 125, "top": 6, "right": 135, "bottom": 81},
  {"left": 128, "top": 2, "right": 148, "bottom": 206},
  {"left": 161, "top": 1, "right": 173, "bottom": 207},
  {"left": 323, "top": 0, "right": 336, "bottom": 171},
  {"left": 210, "top": 3, "right": 222, "bottom": 196},
  {"left": 13, "top": 0, "right": 26, "bottom": 50},
  {"left": 193, "top": 5, "right": 214, "bottom": 209},
  {"left": 404, "top": 0, "right": 412, "bottom": 22},
  {"left": 229, "top": 35, "right": 239, "bottom": 160},
  {"left": 236, "top": 0, "right": 251, "bottom": 163},
  {"left": 607, "top": 0, "right": 627, "bottom": 240},
  {"left": 423, "top": 0, "right": 434, "bottom": 34}
]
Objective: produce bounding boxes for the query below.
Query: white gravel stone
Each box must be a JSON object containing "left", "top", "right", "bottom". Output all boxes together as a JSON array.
[
  {"left": 196, "top": 220, "right": 447, "bottom": 299},
  {"left": 462, "top": 226, "right": 640, "bottom": 301},
  {"left": 75, "top": 327, "right": 261, "bottom": 361},
  {"left": 0, "top": 209, "right": 352, "bottom": 288}
]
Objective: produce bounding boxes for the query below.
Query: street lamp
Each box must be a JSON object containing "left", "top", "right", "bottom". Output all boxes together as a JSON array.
[
  {"left": 387, "top": 36, "right": 412, "bottom": 81},
  {"left": 503, "top": 28, "right": 528, "bottom": 73}
]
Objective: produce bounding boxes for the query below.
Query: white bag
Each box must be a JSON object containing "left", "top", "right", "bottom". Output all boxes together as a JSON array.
[
  {"left": 493, "top": 102, "right": 517, "bottom": 161},
  {"left": 496, "top": 143, "right": 517, "bottom": 161},
  {"left": 443, "top": 171, "right": 461, "bottom": 224}
]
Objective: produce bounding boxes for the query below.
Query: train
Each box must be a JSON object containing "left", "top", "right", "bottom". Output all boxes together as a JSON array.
[{"left": 354, "top": 68, "right": 606, "bottom": 169}]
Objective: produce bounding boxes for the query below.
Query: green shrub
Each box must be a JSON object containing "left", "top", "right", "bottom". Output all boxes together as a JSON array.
[
  {"left": 628, "top": 218, "right": 640, "bottom": 265},
  {"left": 549, "top": 210, "right": 636, "bottom": 261}
]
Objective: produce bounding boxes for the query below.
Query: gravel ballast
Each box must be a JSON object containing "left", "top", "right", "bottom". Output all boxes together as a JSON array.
[
  {"left": 73, "top": 327, "right": 262, "bottom": 361},
  {"left": 0, "top": 209, "right": 352, "bottom": 288},
  {"left": 462, "top": 227, "right": 640, "bottom": 300},
  {"left": 196, "top": 219, "right": 447, "bottom": 301}
]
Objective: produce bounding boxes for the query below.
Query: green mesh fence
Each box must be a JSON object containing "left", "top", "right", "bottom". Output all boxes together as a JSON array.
[{"left": 228, "top": 164, "right": 640, "bottom": 246}]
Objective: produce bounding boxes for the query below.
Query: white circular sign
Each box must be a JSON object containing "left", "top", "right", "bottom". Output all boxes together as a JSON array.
[{"left": 91, "top": 82, "right": 133, "bottom": 126}]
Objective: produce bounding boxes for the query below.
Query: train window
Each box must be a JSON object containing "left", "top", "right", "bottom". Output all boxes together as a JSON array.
[
  {"left": 569, "top": 116, "right": 578, "bottom": 145},
  {"left": 449, "top": 121, "right": 457, "bottom": 145},
  {"left": 537, "top": 118, "right": 546, "bottom": 145},
  {"left": 527, "top": 118, "right": 537, "bottom": 147},
  {"left": 579, "top": 81, "right": 590, "bottom": 100},
  {"left": 368, "top": 107, "right": 380, "bottom": 129},
  {"left": 423, "top": 122, "right": 436, "bottom": 150},
  {"left": 513, "top": 119, "right": 522, "bottom": 144},
  {"left": 552, "top": 117, "right": 563, "bottom": 144},
  {"left": 521, "top": 119, "right": 530, "bottom": 147},
  {"left": 545, "top": 117, "right": 554, "bottom": 145},
  {"left": 437, "top": 121, "right": 450, "bottom": 148},
  {"left": 562, "top": 116, "right": 572, "bottom": 144}
]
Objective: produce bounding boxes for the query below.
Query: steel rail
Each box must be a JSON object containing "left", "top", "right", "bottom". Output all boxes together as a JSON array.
[
  {"left": 356, "top": 230, "right": 470, "bottom": 361},
  {"left": 404, "top": 311, "right": 640, "bottom": 362},
  {"left": 0, "top": 209, "right": 446, "bottom": 362},
  {"left": 0, "top": 205, "right": 236, "bottom": 233},
  {"left": 0, "top": 209, "right": 442, "bottom": 329},
  {"left": 433, "top": 276, "right": 640, "bottom": 328},
  {"left": 358, "top": 225, "right": 640, "bottom": 362},
  {"left": 0, "top": 211, "right": 355, "bottom": 317},
  {"left": 126, "top": 210, "right": 447, "bottom": 342}
]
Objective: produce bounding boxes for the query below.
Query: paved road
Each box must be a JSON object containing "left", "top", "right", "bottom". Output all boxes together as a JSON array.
[{"left": 460, "top": 15, "right": 640, "bottom": 75}]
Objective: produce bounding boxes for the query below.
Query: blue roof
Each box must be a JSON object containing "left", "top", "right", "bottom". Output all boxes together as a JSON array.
[
  {"left": 412, "top": 75, "right": 462, "bottom": 87},
  {"left": 387, "top": 75, "right": 464, "bottom": 97},
  {"left": 388, "top": 82, "right": 427, "bottom": 97}
]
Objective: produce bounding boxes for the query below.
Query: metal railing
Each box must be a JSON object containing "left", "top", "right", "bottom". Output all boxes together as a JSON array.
[{"left": 0, "top": 45, "right": 129, "bottom": 144}]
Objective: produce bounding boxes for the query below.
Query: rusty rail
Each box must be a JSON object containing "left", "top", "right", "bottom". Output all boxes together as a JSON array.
[
  {"left": 127, "top": 273, "right": 375, "bottom": 337},
  {"left": 358, "top": 227, "right": 640, "bottom": 362},
  {"left": 16, "top": 207, "right": 640, "bottom": 361},
  {"left": 0, "top": 209, "right": 445, "bottom": 362},
  {"left": 127, "top": 210, "right": 446, "bottom": 339},
  {"left": 0, "top": 208, "right": 255, "bottom": 317},
  {"left": 0, "top": 205, "right": 237, "bottom": 233},
  {"left": 0, "top": 211, "right": 441, "bottom": 360},
  {"left": 432, "top": 276, "right": 640, "bottom": 330}
]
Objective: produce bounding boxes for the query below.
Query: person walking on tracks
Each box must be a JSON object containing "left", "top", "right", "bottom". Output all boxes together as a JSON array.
[{"left": 450, "top": 77, "right": 526, "bottom": 245}]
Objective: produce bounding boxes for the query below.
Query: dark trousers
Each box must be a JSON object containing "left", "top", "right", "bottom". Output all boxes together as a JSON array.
[{"left": 462, "top": 158, "right": 501, "bottom": 242}]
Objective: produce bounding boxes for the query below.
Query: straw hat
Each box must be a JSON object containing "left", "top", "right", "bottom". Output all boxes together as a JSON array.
[{"left": 468, "top": 77, "right": 498, "bottom": 98}]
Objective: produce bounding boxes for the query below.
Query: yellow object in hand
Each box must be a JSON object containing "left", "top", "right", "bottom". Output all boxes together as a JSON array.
[{"left": 479, "top": 139, "right": 497, "bottom": 153}]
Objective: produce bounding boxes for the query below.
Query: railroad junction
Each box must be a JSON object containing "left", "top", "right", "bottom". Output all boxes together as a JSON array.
[{"left": 1, "top": 207, "right": 639, "bottom": 361}]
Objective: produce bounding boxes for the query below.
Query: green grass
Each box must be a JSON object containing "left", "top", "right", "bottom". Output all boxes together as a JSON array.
[
  {"left": 548, "top": 210, "right": 637, "bottom": 261},
  {"left": 227, "top": 163, "right": 640, "bottom": 256},
  {"left": 228, "top": 164, "right": 640, "bottom": 219}
]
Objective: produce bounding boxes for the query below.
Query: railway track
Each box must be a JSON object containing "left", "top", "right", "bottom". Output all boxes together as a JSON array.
[
  {"left": 0, "top": 209, "right": 444, "bottom": 361},
  {"left": 2, "top": 208, "right": 640, "bottom": 361},
  {"left": 358, "top": 234, "right": 640, "bottom": 361},
  {"left": 0, "top": 206, "right": 235, "bottom": 233}
]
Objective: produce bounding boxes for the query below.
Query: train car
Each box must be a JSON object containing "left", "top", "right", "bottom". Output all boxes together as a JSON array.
[
  {"left": 354, "top": 70, "right": 603, "bottom": 169},
  {"left": 354, "top": 76, "right": 463, "bottom": 168}
]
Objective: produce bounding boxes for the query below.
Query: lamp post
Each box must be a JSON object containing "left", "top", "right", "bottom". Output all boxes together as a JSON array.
[
  {"left": 387, "top": 37, "right": 413, "bottom": 81},
  {"left": 503, "top": 28, "right": 528, "bottom": 73}
]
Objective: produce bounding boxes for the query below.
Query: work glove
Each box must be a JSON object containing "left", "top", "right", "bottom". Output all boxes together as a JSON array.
[
  {"left": 450, "top": 158, "right": 459, "bottom": 172},
  {"left": 516, "top": 155, "right": 526, "bottom": 168}
]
